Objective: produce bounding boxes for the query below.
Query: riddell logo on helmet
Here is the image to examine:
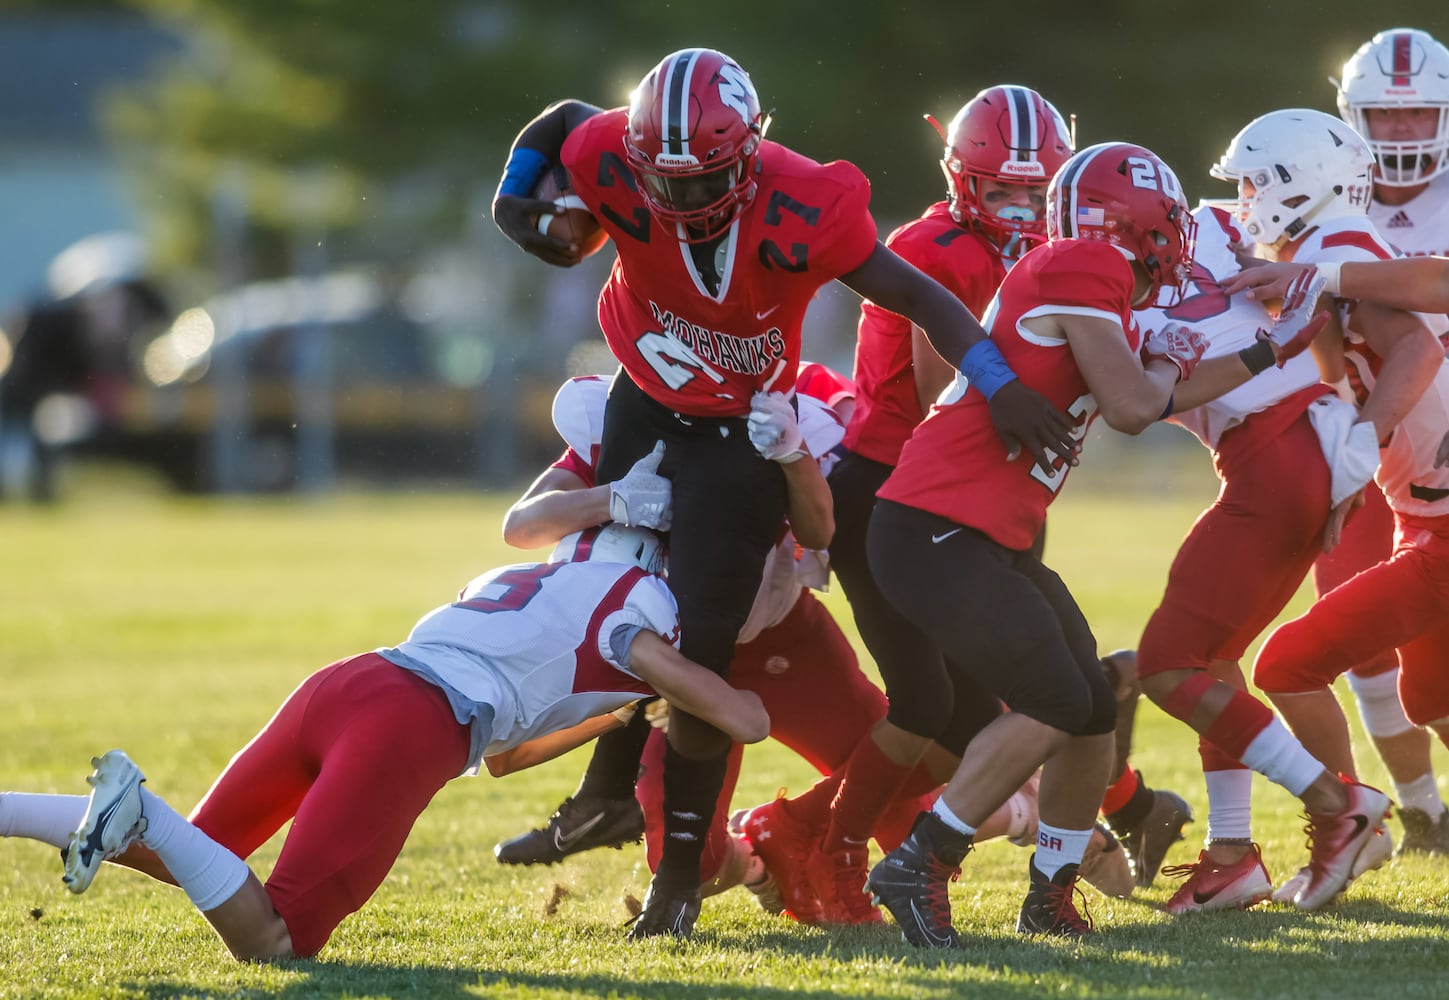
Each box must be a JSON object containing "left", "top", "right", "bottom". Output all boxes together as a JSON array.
[
  {"left": 655, "top": 153, "right": 701, "bottom": 168},
  {"left": 999, "top": 161, "right": 1047, "bottom": 179},
  {"left": 1383, "top": 87, "right": 1422, "bottom": 97}
]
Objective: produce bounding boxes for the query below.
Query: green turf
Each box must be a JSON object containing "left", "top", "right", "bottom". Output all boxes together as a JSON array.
[{"left": 2, "top": 461, "right": 1447, "bottom": 999}]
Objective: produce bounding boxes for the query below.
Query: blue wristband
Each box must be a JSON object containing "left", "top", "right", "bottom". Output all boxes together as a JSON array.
[
  {"left": 958, "top": 339, "right": 1018, "bottom": 400},
  {"left": 498, "top": 147, "right": 550, "bottom": 198}
]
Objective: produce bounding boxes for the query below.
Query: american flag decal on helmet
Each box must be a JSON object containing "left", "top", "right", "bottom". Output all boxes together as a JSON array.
[{"left": 1052, "top": 143, "right": 1108, "bottom": 238}]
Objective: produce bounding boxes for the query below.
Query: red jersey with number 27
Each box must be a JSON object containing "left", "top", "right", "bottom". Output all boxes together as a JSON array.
[
  {"left": 561, "top": 109, "right": 877, "bottom": 417},
  {"left": 879, "top": 239, "right": 1141, "bottom": 550}
]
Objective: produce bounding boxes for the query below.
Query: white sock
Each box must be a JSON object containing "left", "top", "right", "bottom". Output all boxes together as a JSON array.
[
  {"left": 0, "top": 792, "right": 89, "bottom": 848},
  {"left": 1347, "top": 669, "right": 1415, "bottom": 738},
  {"left": 1204, "top": 769, "right": 1254, "bottom": 843},
  {"left": 931, "top": 797, "right": 978, "bottom": 837},
  {"left": 1396, "top": 773, "right": 1445, "bottom": 818},
  {"left": 1239, "top": 718, "right": 1326, "bottom": 797},
  {"left": 137, "top": 788, "right": 250, "bottom": 912},
  {"left": 1034, "top": 823, "right": 1093, "bottom": 879}
]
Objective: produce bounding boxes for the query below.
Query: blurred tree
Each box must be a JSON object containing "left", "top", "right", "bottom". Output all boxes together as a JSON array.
[{"left": 104, "top": 0, "right": 1445, "bottom": 290}]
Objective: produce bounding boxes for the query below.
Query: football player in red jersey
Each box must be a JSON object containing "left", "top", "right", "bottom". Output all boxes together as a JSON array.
[
  {"left": 491, "top": 48, "right": 1077, "bottom": 938},
  {"left": 856, "top": 140, "right": 1369, "bottom": 947},
  {"left": 741, "top": 87, "right": 1185, "bottom": 926},
  {"left": 0, "top": 527, "right": 768, "bottom": 962}
]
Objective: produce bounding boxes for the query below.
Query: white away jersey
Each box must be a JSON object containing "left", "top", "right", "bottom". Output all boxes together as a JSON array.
[
  {"left": 1301, "top": 216, "right": 1449, "bottom": 518},
  {"left": 380, "top": 559, "right": 679, "bottom": 768},
  {"left": 1141, "top": 206, "right": 1319, "bottom": 449},
  {"left": 1368, "top": 173, "right": 1449, "bottom": 258}
]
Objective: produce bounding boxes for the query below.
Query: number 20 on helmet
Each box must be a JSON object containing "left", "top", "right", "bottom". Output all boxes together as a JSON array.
[{"left": 1048, "top": 141, "right": 1197, "bottom": 308}]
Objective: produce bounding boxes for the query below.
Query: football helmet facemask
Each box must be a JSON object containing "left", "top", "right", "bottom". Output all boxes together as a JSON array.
[
  {"left": 625, "top": 48, "right": 766, "bottom": 244},
  {"left": 1048, "top": 142, "right": 1197, "bottom": 308},
  {"left": 1210, "top": 108, "right": 1376, "bottom": 249},
  {"left": 931, "top": 85, "right": 1075, "bottom": 249},
  {"left": 1336, "top": 28, "right": 1449, "bottom": 188}
]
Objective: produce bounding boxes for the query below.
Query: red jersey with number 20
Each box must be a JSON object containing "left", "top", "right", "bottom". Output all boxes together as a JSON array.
[
  {"left": 879, "top": 239, "right": 1141, "bottom": 550},
  {"left": 561, "top": 109, "right": 877, "bottom": 416}
]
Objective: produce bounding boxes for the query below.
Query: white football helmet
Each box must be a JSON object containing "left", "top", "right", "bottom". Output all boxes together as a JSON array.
[
  {"left": 1336, "top": 28, "right": 1449, "bottom": 187},
  {"left": 551, "top": 523, "right": 666, "bottom": 575},
  {"left": 1210, "top": 109, "right": 1375, "bottom": 249}
]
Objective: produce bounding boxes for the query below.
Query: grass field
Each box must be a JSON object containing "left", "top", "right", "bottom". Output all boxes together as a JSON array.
[{"left": 3, "top": 455, "right": 1448, "bottom": 999}]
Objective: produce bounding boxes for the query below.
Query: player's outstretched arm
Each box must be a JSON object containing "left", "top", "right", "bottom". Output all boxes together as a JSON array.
[
  {"left": 1223, "top": 257, "right": 1449, "bottom": 314},
  {"left": 840, "top": 243, "right": 1078, "bottom": 473},
  {"left": 484, "top": 710, "right": 631, "bottom": 777},
  {"left": 746, "top": 392, "right": 832, "bottom": 548},
  {"left": 501, "top": 466, "right": 607, "bottom": 550},
  {"left": 626, "top": 632, "right": 769, "bottom": 744},
  {"left": 1352, "top": 300, "right": 1443, "bottom": 443},
  {"left": 1053, "top": 314, "right": 1182, "bottom": 434},
  {"left": 778, "top": 452, "right": 833, "bottom": 550}
]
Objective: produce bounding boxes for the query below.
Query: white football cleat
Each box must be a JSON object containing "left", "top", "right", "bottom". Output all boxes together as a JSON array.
[
  {"left": 62, "top": 750, "right": 148, "bottom": 894},
  {"left": 1294, "top": 779, "right": 1392, "bottom": 911}
]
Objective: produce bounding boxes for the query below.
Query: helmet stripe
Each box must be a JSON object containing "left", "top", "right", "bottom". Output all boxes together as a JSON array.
[
  {"left": 1004, "top": 85, "right": 1036, "bottom": 162},
  {"left": 1392, "top": 31, "right": 1412, "bottom": 86},
  {"left": 1053, "top": 143, "right": 1102, "bottom": 237},
  {"left": 664, "top": 50, "right": 702, "bottom": 157}
]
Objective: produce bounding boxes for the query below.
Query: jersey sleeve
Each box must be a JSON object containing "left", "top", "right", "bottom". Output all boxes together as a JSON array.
[
  {"left": 889, "top": 214, "right": 1000, "bottom": 318},
  {"left": 794, "top": 361, "right": 855, "bottom": 408},
  {"left": 594, "top": 573, "right": 681, "bottom": 674},
  {"left": 549, "top": 447, "right": 596, "bottom": 486},
  {"left": 559, "top": 110, "right": 628, "bottom": 215},
  {"left": 1018, "top": 240, "right": 1136, "bottom": 321},
  {"left": 549, "top": 375, "right": 609, "bottom": 485},
  {"left": 812, "top": 161, "right": 878, "bottom": 277}
]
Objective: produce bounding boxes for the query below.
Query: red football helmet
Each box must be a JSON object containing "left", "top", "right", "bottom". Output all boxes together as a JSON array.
[
  {"left": 932, "top": 85, "right": 1075, "bottom": 247},
  {"left": 1047, "top": 142, "right": 1197, "bottom": 308},
  {"left": 625, "top": 48, "right": 766, "bottom": 243}
]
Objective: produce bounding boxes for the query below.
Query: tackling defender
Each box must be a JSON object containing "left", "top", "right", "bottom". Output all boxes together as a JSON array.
[{"left": 0, "top": 526, "right": 766, "bottom": 961}]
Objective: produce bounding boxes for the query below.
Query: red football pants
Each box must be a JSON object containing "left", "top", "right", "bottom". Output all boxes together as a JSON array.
[
  {"left": 1312, "top": 480, "right": 1399, "bottom": 678},
  {"left": 1255, "top": 512, "right": 1449, "bottom": 726},
  {"left": 1138, "top": 407, "right": 1330, "bottom": 677},
  {"left": 187, "top": 653, "right": 470, "bottom": 956}
]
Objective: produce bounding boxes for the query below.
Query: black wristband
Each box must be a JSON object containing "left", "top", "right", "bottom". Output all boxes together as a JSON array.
[{"left": 1238, "top": 339, "right": 1276, "bottom": 375}]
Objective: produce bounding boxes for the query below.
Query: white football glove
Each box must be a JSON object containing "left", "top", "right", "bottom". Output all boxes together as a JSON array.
[
  {"left": 608, "top": 441, "right": 672, "bottom": 530},
  {"left": 1261, "top": 266, "right": 1330, "bottom": 367},
  {"left": 1142, "top": 322, "right": 1209, "bottom": 382},
  {"left": 747, "top": 391, "right": 807, "bottom": 463}
]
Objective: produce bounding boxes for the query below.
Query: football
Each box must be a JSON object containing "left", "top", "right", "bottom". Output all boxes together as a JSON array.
[{"left": 533, "top": 166, "right": 607, "bottom": 261}]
